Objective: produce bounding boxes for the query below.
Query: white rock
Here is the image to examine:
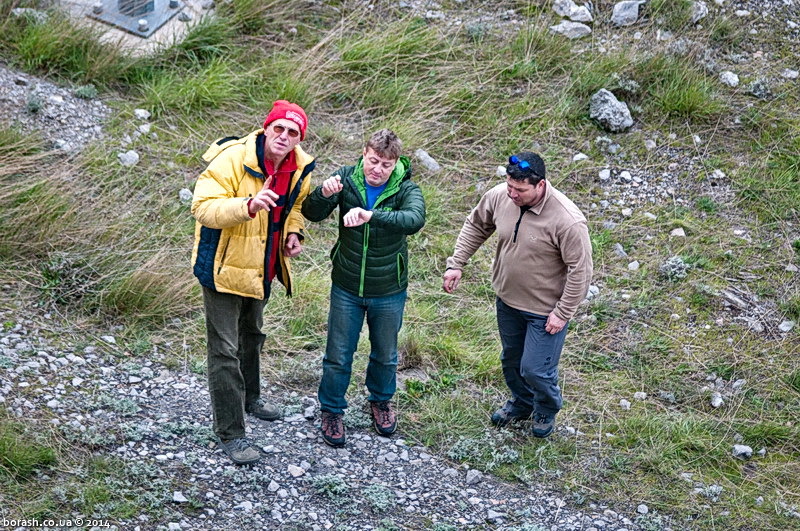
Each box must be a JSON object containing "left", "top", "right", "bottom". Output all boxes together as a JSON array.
[
  {"left": 619, "top": 399, "right": 631, "bottom": 410},
  {"left": 691, "top": 1, "right": 708, "bottom": 24},
  {"left": 134, "top": 109, "right": 152, "bottom": 120},
  {"left": 138, "top": 123, "right": 151, "bottom": 134},
  {"left": 633, "top": 391, "right": 647, "bottom": 401},
  {"left": 711, "top": 169, "right": 726, "bottom": 179},
  {"left": 620, "top": 170, "right": 632, "bottom": 181},
  {"left": 778, "top": 320, "right": 795, "bottom": 332},
  {"left": 621, "top": 208, "right": 633, "bottom": 217},
  {"left": 670, "top": 228, "right": 686, "bottom": 237},
  {"left": 627, "top": 261, "right": 640, "bottom": 271},
  {"left": 573, "top": 153, "right": 588, "bottom": 162},
  {"left": 287, "top": 464, "right": 305, "bottom": 477},
  {"left": 599, "top": 169, "right": 611, "bottom": 180},
  {"left": 465, "top": 469, "right": 483, "bottom": 485},
  {"left": 117, "top": 150, "right": 140, "bottom": 167},
  {"left": 235, "top": 501, "right": 253, "bottom": 512},
  {"left": 549, "top": 21, "right": 592, "bottom": 39},
  {"left": 719, "top": 71, "right": 740, "bottom": 87},
  {"left": 644, "top": 139, "right": 656, "bottom": 150},
  {"left": 495, "top": 166, "right": 507, "bottom": 177},
  {"left": 589, "top": 89, "right": 633, "bottom": 132},
  {"left": 735, "top": 9, "right": 750, "bottom": 16},
  {"left": 172, "top": 491, "right": 188, "bottom": 503},
  {"left": 612, "top": 1, "right": 644, "bottom": 26},
  {"left": 710, "top": 392, "right": 724, "bottom": 408},
  {"left": 178, "top": 188, "right": 193, "bottom": 203},
  {"left": 733, "top": 444, "right": 753, "bottom": 460},
  {"left": 782, "top": 69, "right": 799, "bottom": 79},
  {"left": 637, "top": 504, "right": 648, "bottom": 514},
  {"left": 101, "top": 335, "right": 116, "bottom": 344},
  {"left": 414, "top": 149, "right": 441, "bottom": 173}
]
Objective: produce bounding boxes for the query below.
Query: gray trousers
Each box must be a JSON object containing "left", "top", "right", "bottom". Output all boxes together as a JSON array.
[
  {"left": 202, "top": 286, "right": 267, "bottom": 440},
  {"left": 496, "top": 297, "right": 567, "bottom": 417}
]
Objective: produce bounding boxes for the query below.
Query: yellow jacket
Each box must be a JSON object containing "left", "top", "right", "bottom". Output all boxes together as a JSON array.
[{"left": 191, "top": 129, "right": 315, "bottom": 299}]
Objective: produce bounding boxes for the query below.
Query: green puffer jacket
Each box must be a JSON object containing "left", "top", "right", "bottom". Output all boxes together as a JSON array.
[{"left": 301, "top": 156, "right": 426, "bottom": 297}]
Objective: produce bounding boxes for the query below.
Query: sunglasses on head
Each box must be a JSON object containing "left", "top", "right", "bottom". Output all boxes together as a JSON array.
[
  {"left": 271, "top": 124, "right": 300, "bottom": 138},
  {"left": 508, "top": 155, "right": 530, "bottom": 170}
]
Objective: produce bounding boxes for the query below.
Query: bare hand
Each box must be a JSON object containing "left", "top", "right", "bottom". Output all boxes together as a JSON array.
[
  {"left": 322, "top": 175, "right": 343, "bottom": 198},
  {"left": 249, "top": 176, "right": 278, "bottom": 215},
  {"left": 283, "top": 233, "right": 303, "bottom": 257},
  {"left": 343, "top": 207, "right": 372, "bottom": 227},
  {"left": 545, "top": 312, "right": 567, "bottom": 335},
  {"left": 442, "top": 268, "right": 462, "bottom": 294}
]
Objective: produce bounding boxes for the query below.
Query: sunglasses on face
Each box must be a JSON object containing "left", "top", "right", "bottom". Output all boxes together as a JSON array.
[
  {"left": 508, "top": 155, "right": 530, "bottom": 170},
  {"left": 271, "top": 124, "right": 300, "bottom": 138}
]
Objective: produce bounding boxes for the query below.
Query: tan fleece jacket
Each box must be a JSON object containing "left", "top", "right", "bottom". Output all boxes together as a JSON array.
[{"left": 446, "top": 181, "right": 593, "bottom": 321}]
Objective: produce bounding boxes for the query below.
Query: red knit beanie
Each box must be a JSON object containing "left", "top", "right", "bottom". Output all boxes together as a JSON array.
[{"left": 263, "top": 100, "right": 308, "bottom": 140}]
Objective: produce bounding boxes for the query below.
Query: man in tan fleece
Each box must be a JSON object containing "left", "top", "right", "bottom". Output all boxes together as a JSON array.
[{"left": 442, "top": 151, "right": 592, "bottom": 438}]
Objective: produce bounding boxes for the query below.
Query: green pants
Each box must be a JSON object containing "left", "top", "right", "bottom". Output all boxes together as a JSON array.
[{"left": 202, "top": 286, "right": 267, "bottom": 439}]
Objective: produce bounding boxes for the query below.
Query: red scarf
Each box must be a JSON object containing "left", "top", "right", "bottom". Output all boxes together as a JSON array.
[{"left": 263, "top": 151, "right": 297, "bottom": 282}]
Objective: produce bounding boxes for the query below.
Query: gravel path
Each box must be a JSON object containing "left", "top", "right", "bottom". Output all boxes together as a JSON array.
[{"left": 0, "top": 292, "right": 642, "bottom": 530}]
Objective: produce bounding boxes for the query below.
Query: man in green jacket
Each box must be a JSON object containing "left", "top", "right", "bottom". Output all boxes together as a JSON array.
[{"left": 302, "top": 129, "right": 426, "bottom": 447}]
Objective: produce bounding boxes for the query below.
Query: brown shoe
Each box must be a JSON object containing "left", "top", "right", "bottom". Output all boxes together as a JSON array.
[
  {"left": 320, "top": 411, "right": 346, "bottom": 447},
  {"left": 370, "top": 400, "right": 397, "bottom": 436}
]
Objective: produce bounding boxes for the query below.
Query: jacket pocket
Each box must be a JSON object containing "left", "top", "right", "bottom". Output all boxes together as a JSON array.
[
  {"left": 396, "top": 253, "right": 406, "bottom": 286},
  {"left": 216, "top": 233, "right": 231, "bottom": 274}
]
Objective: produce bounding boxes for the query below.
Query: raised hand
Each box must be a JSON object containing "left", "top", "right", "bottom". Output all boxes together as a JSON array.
[
  {"left": 249, "top": 176, "right": 278, "bottom": 215},
  {"left": 342, "top": 207, "right": 373, "bottom": 227},
  {"left": 321, "top": 175, "right": 344, "bottom": 198}
]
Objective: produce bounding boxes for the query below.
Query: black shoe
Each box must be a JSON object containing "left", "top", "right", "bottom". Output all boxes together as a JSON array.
[
  {"left": 532, "top": 413, "right": 555, "bottom": 438},
  {"left": 219, "top": 437, "right": 261, "bottom": 465},
  {"left": 370, "top": 400, "right": 397, "bottom": 436},
  {"left": 320, "top": 411, "right": 346, "bottom": 448},
  {"left": 491, "top": 400, "right": 533, "bottom": 427},
  {"left": 245, "top": 399, "right": 281, "bottom": 421}
]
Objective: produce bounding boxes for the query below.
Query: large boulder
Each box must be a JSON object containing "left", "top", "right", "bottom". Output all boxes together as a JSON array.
[{"left": 589, "top": 89, "right": 633, "bottom": 133}]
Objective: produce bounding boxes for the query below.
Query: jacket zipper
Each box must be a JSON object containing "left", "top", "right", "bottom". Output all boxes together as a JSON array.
[
  {"left": 359, "top": 224, "right": 369, "bottom": 297},
  {"left": 513, "top": 206, "right": 530, "bottom": 243}
]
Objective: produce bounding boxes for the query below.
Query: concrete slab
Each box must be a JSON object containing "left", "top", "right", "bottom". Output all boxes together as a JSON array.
[{"left": 60, "top": 0, "right": 213, "bottom": 55}]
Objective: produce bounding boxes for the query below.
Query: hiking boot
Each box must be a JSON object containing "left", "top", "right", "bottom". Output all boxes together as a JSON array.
[
  {"left": 320, "top": 411, "right": 346, "bottom": 447},
  {"left": 490, "top": 400, "right": 533, "bottom": 427},
  {"left": 245, "top": 399, "right": 282, "bottom": 421},
  {"left": 369, "top": 400, "right": 397, "bottom": 436},
  {"left": 218, "top": 437, "right": 261, "bottom": 465},
  {"left": 531, "top": 413, "right": 555, "bottom": 438}
]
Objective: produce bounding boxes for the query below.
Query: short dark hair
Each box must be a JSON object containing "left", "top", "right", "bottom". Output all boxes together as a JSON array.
[
  {"left": 366, "top": 129, "right": 402, "bottom": 160},
  {"left": 506, "top": 151, "right": 545, "bottom": 186}
]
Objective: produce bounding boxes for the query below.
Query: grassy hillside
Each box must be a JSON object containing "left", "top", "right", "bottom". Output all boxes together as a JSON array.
[{"left": 1, "top": 0, "right": 798, "bottom": 528}]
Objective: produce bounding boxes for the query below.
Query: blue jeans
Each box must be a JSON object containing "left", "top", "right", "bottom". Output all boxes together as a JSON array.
[
  {"left": 496, "top": 297, "right": 568, "bottom": 417},
  {"left": 318, "top": 283, "right": 407, "bottom": 414}
]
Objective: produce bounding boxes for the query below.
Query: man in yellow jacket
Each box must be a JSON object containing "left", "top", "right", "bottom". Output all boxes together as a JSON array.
[{"left": 191, "top": 100, "right": 315, "bottom": 464}]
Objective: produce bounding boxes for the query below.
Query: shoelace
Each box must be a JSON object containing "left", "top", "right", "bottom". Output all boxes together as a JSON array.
[
  {"left": 373, "top": 402, "right": 394, "bottom": 424},
  {"left": 322, "top": 413, "right": 343, "bottom": 437},
  {"left": 227, "top": 438, "right": 251, "bottom": 452}
]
